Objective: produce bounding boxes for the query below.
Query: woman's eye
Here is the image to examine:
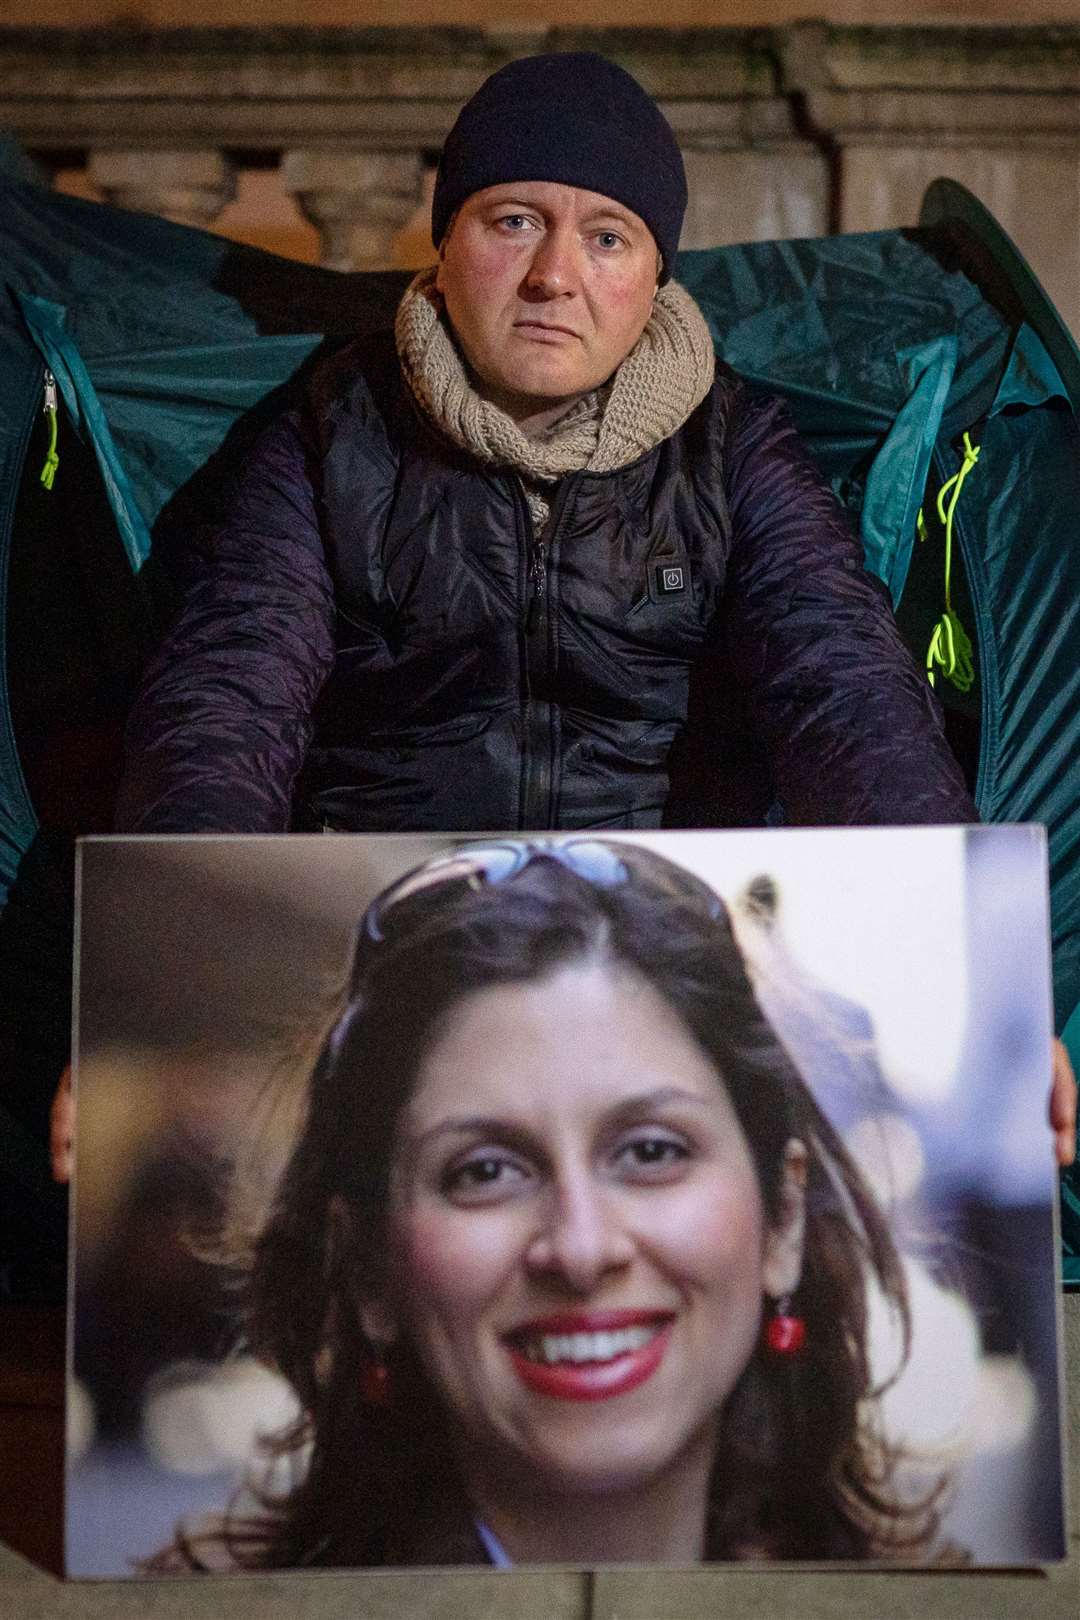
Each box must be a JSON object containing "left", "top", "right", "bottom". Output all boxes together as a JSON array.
[
  {"left": 442, "top": 1153, "right": 529, "bottom": 1203},
  {"left": 614, "top": 1135, "right": 691, "bottom": 1179}
]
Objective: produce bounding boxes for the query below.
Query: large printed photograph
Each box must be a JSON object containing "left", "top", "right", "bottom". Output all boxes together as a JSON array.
[{"left": 66, "top": 827, "right": 1066, "bottom": 1574}]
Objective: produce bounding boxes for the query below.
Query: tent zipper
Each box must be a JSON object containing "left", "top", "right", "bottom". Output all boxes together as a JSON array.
[{"left": 40, "top": 368, "right": 59, "bottom": 490}]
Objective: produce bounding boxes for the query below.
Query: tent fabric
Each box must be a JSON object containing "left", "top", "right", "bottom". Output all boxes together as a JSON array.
[
  {"left": 17, "top": 290, "right": 156, "bottom": 573},
  {"left": 0, "top": 161, "right": 1078, "bottom": 1273}
]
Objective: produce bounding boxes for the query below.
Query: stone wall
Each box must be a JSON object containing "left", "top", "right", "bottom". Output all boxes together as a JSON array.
[
  {"left": 4, "top": 3, "right": 1078, "bottom": 26},
  {"left": 3, "top": 23, "right": 1080, "bottom": 333}
]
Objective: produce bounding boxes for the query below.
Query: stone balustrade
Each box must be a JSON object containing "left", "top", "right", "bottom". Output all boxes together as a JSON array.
[
  {"left": 86, "top": 149, "right": 236, "bottom": 231},
  {"left": 2, "top": 23, "right": 1080, "bottom": 330}
]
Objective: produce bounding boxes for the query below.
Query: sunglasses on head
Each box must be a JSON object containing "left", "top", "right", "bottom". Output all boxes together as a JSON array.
[
  {"left": 357, "top": 838, "right": 633, "bottom": 959},
  {"left": 351, "top": 838, "right": 728, "bottom": 987}
]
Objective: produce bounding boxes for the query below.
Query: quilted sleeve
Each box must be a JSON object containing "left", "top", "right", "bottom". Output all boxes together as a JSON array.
[
  {"left": 114, "top": 407, "right": 336, "bottom": 833},
  {"left": 722, "top": 387, "right": 979, "bottom": 826}
]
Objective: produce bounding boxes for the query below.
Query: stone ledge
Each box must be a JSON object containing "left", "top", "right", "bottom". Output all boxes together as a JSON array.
[
  {"left": 3, "top": 23, "right": 1079, "bottom": 157},
  {"left": 0, "top": 25, "right": 781, "bottom": 156},
  {"left": 778, "top": 24, "right": 1080, "bottom": 143},
  {"left": 782, "top": 21, "right": 1080, "bottom": 93},
  {"left": 0, "top": 25, "right": 777, "bottom": 107},
  {"left": 802, "top": 89, "right": 1080, "bottom": 143}
]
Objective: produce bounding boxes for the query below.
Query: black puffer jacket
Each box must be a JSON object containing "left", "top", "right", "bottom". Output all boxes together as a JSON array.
[{"left": 116, "top": 333, "right": 977, "bottom": 834}]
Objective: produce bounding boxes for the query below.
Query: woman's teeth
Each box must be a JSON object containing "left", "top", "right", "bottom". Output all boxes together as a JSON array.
[{"left": 521, "top": 1325, "right": 660, "bottom": 1365}]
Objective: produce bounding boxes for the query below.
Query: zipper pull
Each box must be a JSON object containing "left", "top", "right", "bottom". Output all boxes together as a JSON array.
[
  {"left": 40, "top": 368, "right": 59, "bottom": 491},
  {"left": 526, "top": 540, "right": 546, "bottom": 634}
]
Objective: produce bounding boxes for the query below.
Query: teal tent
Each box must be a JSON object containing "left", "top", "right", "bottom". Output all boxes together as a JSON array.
[{"left": 1, "top": 155, "right": 1078, "bottom": 1279}]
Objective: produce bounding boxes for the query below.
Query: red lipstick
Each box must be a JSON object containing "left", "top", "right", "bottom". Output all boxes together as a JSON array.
[{"left": 504, "top": 1310, "right": 674, "bottom": 1402}]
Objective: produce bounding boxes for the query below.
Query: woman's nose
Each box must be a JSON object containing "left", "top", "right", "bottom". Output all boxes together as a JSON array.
[
  {"left": 523, "top": 227, "right": 579, "bottom": 297},
  {"left": 524, "top": 1177, "right": 634, "bottom": 1292}
]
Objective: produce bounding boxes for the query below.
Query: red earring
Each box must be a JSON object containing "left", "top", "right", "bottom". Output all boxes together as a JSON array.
[
  {"left": 360, "top": 1355, "right": 393, "bottom": 1406},
  {"left": 764, "top": 1295, "right": 806, "bottom": 1355}
]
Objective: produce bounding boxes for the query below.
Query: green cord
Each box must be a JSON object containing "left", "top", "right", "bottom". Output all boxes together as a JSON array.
[
  {"left": 40, "top": 371, "right": 59, "bottom": 491},
  {"left": 920, "top": 431, "right": 978, "bottom": 692},
  {"left": 40, "top": 402, "right": 59, "bottom": 491},
  {"left": 926, "top": 610, "right": 974, "bottom": 693}
]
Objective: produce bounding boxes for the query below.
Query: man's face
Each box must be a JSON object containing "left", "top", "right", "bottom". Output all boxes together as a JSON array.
[{"left": 435, "top": 181, "right": 660, "bottom": 431}]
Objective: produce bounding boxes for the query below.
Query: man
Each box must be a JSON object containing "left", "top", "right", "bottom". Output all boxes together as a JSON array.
[
  {"left": 113, "top": 52, "right": 976, "bottom": 839},
  {"left": 51, "top": 53, "right": 1073, "bottom": 1173}
]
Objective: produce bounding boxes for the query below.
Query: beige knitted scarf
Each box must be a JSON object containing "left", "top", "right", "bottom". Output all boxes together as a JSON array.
[{"left": 395, "top": 267, "right": 715, "bottom": 511}]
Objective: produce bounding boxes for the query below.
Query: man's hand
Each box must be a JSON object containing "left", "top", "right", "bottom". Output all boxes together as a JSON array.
[
  {"left": 50, "top": 1062, "right": 73, "bottom": 1184},
  {"left": 1052, "top": 1037, "right": 1077, "bottom": 1168}
]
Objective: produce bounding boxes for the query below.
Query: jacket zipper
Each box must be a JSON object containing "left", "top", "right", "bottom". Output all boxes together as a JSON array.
[
  {"left": 517, "top": 476, "right": 576, "bottom": 829},
  {"left": 526, "top": 536, "right": 546, "bottom": 634}
]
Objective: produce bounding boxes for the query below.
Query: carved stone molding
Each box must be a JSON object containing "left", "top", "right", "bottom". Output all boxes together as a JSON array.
[
  {"left": 0, "top": 25, "right": 778, "bottom": 153},
  {"left": 3, "top": 23, "right": 1079, "bottom": 156},
  {"left": 781, "top": 21, "right": 1080, "bottom": 146}
]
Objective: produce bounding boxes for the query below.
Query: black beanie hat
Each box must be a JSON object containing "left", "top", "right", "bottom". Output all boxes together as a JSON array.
[{"left": 432, "top": 53, "right": 687, "bottom": 284}]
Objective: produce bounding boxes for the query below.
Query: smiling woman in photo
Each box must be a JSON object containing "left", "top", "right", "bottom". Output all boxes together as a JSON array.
[{"left": 161, "top": 839, "right": 942, "bottom": 1569}]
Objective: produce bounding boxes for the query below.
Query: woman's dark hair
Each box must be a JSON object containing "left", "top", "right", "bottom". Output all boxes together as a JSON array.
[{"left": 167, "top": 840, "right": 940, "bottom": 1568}]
